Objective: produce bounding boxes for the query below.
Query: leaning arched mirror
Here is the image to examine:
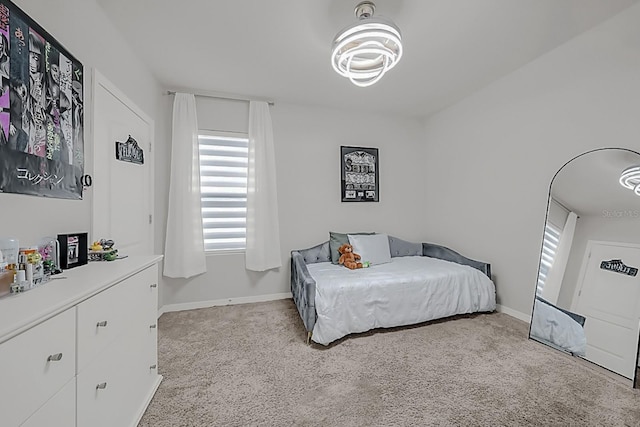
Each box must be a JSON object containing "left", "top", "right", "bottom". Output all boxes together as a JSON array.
[{"left": 529, "top": 148, "right": 640, "bottom": 387}]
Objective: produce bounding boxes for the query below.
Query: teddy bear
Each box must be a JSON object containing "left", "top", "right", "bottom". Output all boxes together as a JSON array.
[{"left": 338, "top": 243, "right": 363, "bottom": 270}]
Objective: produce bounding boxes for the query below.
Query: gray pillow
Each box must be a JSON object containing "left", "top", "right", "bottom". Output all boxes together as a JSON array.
[
  {"left": 329, "top": 231, "right": 375, "bottom": 264},
  {"left": 388, "top": 236, "right": 422, "bottom": 258}
]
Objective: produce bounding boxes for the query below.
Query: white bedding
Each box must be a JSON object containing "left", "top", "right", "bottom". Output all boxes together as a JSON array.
[
  {"left": 307, "top": 256, "right": 496, "bottom": 345},
  {"left": 530, "top": 298, "right": 587, "bottom": 356}
]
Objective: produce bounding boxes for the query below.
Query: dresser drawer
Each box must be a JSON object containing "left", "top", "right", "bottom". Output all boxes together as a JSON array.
[
  {"left": 77, "top": 316, "right": 158, "bottom": 427},
  {"left": 0, "top": 309, "right": 75, "bottom": 427},
  {"left": 77, "top": 265, "right": 157, "bottom": 373},
  {"left": 20, "top": 378, "right": 76, "bottom": 427}
]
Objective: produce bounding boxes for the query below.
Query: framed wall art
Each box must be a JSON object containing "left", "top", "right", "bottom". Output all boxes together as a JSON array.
[
  {"left": 341, "top": 146, "right": 379, "bottom": 202},
  {"left": 0, "top": 0, "right": 84, "bottom": 199}
]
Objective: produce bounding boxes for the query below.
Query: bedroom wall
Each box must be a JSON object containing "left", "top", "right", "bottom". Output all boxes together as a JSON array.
[
  {"left": 420, "top": 3, "right": 640, "bottom": 319},
  {"left": 159, "top": 101, "right": 426, "bottom": 309},
  {"left": 0, "top": 0, "right": 163, "bottom": 254}
]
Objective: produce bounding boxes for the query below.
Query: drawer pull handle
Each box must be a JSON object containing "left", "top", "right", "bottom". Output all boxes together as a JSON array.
[
  {"left": 47, "top": 353, "right": 63, "bottom": 362},
  {"left": 150, "top": 283, "right": 157, "bottom": 288},
  {"left": 150, "top": 324, "right": 157, "bottom": 329},
  {"left": 96, "top": 321, "right": 108, "bottom": 327},
  {"left": 96, "top": 382, "right": 107, "bottom": 390},
  {"left": 150, "top": 364, "right": 157, "bottom": 370}
]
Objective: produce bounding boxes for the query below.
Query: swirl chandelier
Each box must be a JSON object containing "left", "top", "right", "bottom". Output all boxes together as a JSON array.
[
  {"left": 619, "top": 166, "right": 640, "bottom": 195},
  {"left": 331, "top": 1, "right": 403, "bottom": 87},
  {"left": 620, "top": 166, "right": 640, "bottom": 196}
]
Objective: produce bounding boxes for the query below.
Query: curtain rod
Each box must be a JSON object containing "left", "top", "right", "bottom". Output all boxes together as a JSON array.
[{"left": 166, "top": 89, "right": 274, "bottom": 106}]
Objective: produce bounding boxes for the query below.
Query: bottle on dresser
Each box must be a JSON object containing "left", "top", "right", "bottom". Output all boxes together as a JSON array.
[{"left": 0, "top": 238, "right": 19, "bottom": 297}]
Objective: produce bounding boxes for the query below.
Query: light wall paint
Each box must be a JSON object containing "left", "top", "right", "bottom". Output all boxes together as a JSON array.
[
  {"left": 196, "top": 96, "right": 250, "bottom": 135},
  {"left": 159, "top": 101, "right": 426, "bottom": 307},
  {"left": 421, "top": 3, "right": 640, "bottom": 316},
  {"left": 0, "top": 0, "right": 163, "bottom": 249}
]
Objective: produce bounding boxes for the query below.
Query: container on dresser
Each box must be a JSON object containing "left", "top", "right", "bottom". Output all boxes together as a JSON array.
[{"left": 0, "top": 255, "right": 162, "bottom": 427}]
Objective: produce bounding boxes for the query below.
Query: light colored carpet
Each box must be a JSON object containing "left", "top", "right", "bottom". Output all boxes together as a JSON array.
[{"left": 139, "top": 300, "right": 640, "bottom": 426}]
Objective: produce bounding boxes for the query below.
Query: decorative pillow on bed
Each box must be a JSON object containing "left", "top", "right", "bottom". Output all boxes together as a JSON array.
[
  {"left": 388, "top": 236, "right": 422, "bottom": 258},
  {"left": 348, "top": 233, "right": 392, "bottom": 266},
  {"left": 329, "top": 231, "right": 374, "bottom": 264}
]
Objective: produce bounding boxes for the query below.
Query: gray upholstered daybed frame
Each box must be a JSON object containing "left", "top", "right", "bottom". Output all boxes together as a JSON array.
[{"left": 290, "top": 236, "right": 492, "bottom": 344}]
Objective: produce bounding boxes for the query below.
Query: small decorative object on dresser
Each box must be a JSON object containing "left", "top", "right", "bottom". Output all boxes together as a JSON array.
[
  {"left": 0, "top": 269, "right": 12, "bottom": 298},
  {"left": 57, "top": 233, "right": 88, "bottom": 270},
  {"left": 89, "top": 239, "right": 119, "bottom": 262},
  {"left": 38, "top": 237, "right": 62, "bottom": 276},
  {"left": 0, "top": 238, "right": 19, "bottom": 297}
]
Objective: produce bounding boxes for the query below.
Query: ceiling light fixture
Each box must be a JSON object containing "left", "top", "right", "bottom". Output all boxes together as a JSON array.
[
  {"left": 331, "top": 1, "right": 403, "bottom": 87},
  {"left": 619, "top": 166, "right": 640, "bottom": 195}
]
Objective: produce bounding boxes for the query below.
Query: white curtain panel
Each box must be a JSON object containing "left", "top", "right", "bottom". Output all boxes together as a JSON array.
[
  {"left": 245, "top": 101, "right": 282, "bottom": 271},
  {"left": 541, "top": 211, "right": 578, "bottom": 305},
  {"left": 163, "top": 93, "right": 207, "bottom": 278}
]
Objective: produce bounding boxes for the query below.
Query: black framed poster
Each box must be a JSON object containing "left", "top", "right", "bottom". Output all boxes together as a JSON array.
[
  {"left": 341, "top": 146, "right": 379, "bottom": 202},
  {"left": 0, "top": 0, "right": 84, "bottom": 199}
]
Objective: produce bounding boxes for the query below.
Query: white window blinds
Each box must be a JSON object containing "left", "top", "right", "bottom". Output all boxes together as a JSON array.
[
  {"left": 537, "top": 222, "right": 561, "bottom": 295},
  {"left": 198, "top": 133, "right": 248, "bottom": 251}
]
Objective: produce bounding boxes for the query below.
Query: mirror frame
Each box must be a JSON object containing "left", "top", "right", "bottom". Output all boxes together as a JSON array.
[{"left": 527, "top": 147, "right": 640, "bottom": 387}]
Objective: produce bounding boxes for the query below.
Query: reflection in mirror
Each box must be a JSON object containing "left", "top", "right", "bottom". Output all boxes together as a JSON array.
[{"left": 529, "top": 148, "right": 640, "bottom": 387}]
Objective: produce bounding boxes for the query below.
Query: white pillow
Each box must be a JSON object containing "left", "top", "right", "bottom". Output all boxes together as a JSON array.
[{"left": 348, "top": 233, "right": 391, "bottom": 266}]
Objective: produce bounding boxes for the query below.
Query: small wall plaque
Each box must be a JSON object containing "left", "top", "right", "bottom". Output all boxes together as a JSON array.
[
  {"left": 600, "top": 259, "right": 638, "bottom": 277},
  {"left": 115, "top": 135, "right": 144, "bottom": 165}
]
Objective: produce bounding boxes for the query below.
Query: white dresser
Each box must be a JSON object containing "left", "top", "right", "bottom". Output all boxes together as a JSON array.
[{"left": 0, "top": 255, "right": 163, "bottom": 427}]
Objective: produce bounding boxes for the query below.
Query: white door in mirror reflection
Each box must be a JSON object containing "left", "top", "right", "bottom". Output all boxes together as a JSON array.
[{"left": 573, "top": 241, "right": 640, "bottom": 379}]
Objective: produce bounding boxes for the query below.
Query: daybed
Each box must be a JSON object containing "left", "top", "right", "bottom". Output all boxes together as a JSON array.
[{"left": 291, "top": 234, "right": 496, "bottom": 345}]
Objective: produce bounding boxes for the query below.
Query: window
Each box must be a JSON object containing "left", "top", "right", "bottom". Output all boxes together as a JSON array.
[
  {"left": 537, "top": 222, "right": 561, "bottom": 295},
  {"left": 198, "top": 132, "right": 248, "bottom": 251}
]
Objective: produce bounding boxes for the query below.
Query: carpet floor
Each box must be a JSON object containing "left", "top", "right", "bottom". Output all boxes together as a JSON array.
[{"left": 139, "top": 300, "right": 640, "bottom": 427}]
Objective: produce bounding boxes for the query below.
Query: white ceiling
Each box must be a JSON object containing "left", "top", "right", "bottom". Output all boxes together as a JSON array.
[
  {"left": 552, "top": 149, "right": 640, "bottom": 217},
  {"left": 96, "top": 0, "right": 638, "bottom": 118}
]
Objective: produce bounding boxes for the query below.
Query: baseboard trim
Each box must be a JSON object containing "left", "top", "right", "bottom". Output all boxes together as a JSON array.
[
  {"left": 158, "top": 292, "right": 293, "bottom": 315},
  {"left": 496, "top": 304, "right": 531, "bottom": 323}
]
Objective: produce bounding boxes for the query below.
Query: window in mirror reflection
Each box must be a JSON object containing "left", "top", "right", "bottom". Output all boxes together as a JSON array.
[
  {"left": 537, "top": 221, "right": 560, "bottom": 296},
  {"left": 537, "top": 199, "right": 578, "bottom": 305}
]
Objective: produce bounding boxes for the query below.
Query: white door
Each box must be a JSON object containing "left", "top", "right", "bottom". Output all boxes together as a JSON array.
[
  {"left": 572, "top": 241, "right": 640, "bottom": 379},
  {"left": 92, "top": 70, "right": 154, "bottom": 255}
]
